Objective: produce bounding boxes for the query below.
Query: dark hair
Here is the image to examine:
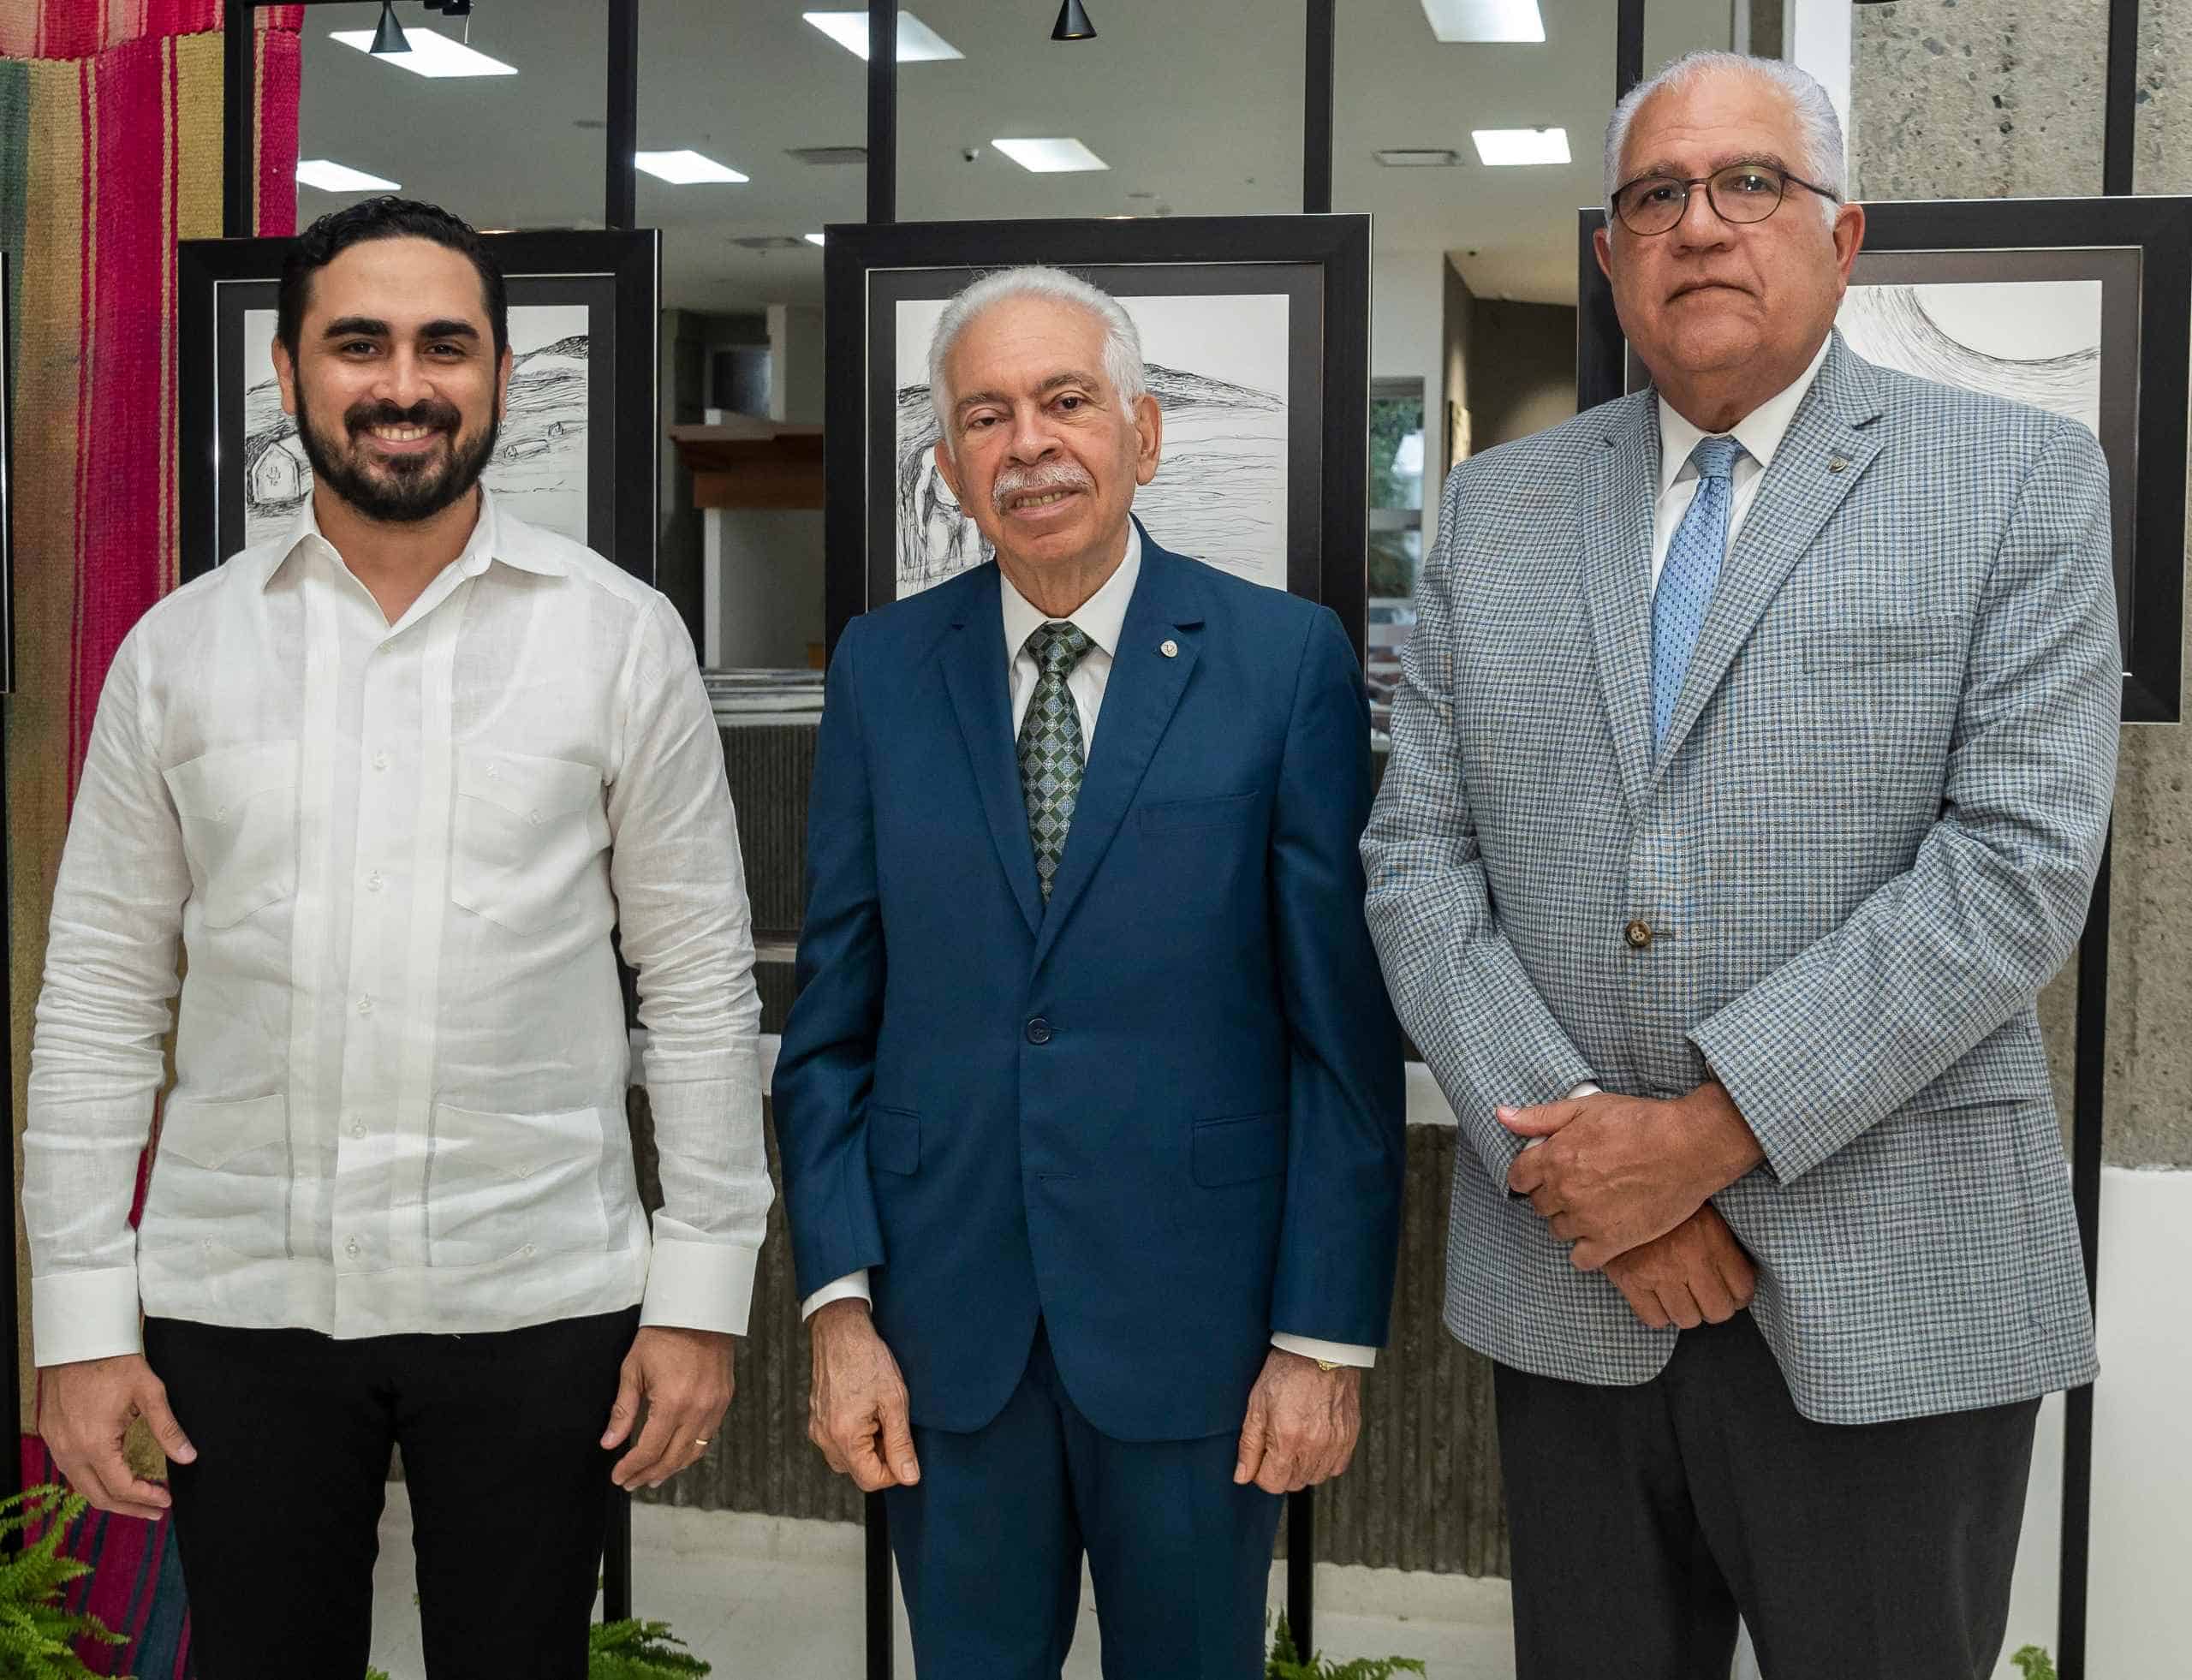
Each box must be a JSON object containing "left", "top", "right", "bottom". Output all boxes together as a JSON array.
[{"left": 277, "top": 196, "right": 508, "bottom": 360}]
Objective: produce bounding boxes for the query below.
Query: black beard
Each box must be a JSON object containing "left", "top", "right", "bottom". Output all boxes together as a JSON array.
[{"left": 295, "top": 390, "right": 500, "bottom": 525}]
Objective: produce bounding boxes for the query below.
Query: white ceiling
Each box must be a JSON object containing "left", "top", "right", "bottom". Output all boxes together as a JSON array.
[{"left": 295, "top": 0, "right": 1736, "bottom": 313}]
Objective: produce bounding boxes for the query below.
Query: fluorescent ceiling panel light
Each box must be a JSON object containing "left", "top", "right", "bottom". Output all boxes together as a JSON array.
[
  {"left": 1420, "top": 0, "right": 1545, "bottom": 42},
  {"left": 1374, "top": 148, "right": 1462, "bottom": 167},
  {"left": 992, "top": 137, "right": 1109, "bottom": 173},
  {"left": 634, "top": 150, "right": 749, "bottom": 184},
  {"left": 330, "top": 24, "right": 518, "bottom": 77},
  {"left": 802, "top": 11, "right": 963, "bottom": 62},
  {"left": 804, "top": 233, "right": 828, "bottom": 247},
  {"left": 295, "top": 158, "right": 401, "bottom": 192},
  {"left": 1472, "top": 126, "right": 1570, "bottom": 165}
]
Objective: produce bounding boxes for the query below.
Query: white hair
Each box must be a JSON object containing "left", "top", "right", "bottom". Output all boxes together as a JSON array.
[
  {"left": 926, "top": 265, "right": 1147, "bottom": 440},
  {"left": 1604, "top": 51, "right": 1846, "bottom": 225}
]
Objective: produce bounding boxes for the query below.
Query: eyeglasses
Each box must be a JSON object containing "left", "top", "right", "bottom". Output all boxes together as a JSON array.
[{"left": 1611, "top": 163, "right": 1840, "bottom": 236}]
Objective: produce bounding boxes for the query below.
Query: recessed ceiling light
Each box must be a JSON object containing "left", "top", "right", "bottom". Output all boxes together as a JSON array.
[
  {"left": 330, "top": 24, "right": 517, "bottom": 77},
  {"left": 992, "top": 137, "right": 1109, "bottom": 174},
  {"left": 634, "top": 150, "right": 749, "bottom": 185},
  {"left": 1375, "top": 148, "right": 1462, "bottom": 168},
  {"left": 802, "top": 11, "right": 963, "bottom": 62},
  {"left": 295, "top": 158, "right": 401, "bottom": 192},
  {"left": 1472, "top": 127, "right": 1570, "bottom": 166},
  {"left": 804, "top": 233, "right": 827, "bottom": 247},
  {"left": 1420, "top": 0, "right": 1545, "bottom": 42}
]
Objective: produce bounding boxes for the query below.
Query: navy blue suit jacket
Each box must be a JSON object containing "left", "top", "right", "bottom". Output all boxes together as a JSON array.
[{"left": 773, "top": 533, "right": 1405, "bottom": 1443}]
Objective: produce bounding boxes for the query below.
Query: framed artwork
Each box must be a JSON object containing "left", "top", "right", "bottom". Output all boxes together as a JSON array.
[
  {"left": 176, "top": 229, "right": 661, "bottom": 588},
  {"left": 0, "top": 248, "right": 13, "bottom": 694},
  {"left": 1577, "top": 196, "right": 2192, "bottom": 723},
  {"left": 821, "top": 215, "right": 1373, "bottom": 660}
]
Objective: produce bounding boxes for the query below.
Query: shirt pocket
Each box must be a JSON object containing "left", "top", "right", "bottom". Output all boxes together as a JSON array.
[
  {"left": 162, "top": 741, "right": 301, "bottom": 928},
  {"left": 424, "top": 1101, "right": 614, "bottom": 1266},
  {"left": 449, "top": 748, "right": 611, "bottom": 934},
  {"left": 145, "top": 1092, "right": 291, "bottom": 1258}
]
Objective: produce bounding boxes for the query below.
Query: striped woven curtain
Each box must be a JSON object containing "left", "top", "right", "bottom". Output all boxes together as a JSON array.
[{"left": 1, "top": 3, "right": 302, "bottom": 1672}]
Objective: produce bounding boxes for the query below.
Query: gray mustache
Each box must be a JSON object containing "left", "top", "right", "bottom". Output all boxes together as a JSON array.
[{"left": 992, "top": 463, "right": 1093, "bottom": 515}]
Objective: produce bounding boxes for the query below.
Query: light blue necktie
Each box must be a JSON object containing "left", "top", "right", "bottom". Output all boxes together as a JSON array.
[{"left": 1651, "top": 434, "right": 1744, "bottom": 750}]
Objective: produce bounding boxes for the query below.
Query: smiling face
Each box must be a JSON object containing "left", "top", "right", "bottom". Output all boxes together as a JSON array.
[
  {"left": 273, "top": 235, "right": 511, "bottom": 525},
  {"left": 931, "top": 294, "right": 1161, "bottom": 585},
  {"left": 1596, "top": 68, "right": 1863, "bottom": 413}
]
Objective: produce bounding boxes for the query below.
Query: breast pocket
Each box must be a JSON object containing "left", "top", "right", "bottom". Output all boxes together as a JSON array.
[
  {"left": 163, "top": 741, "right": 300, "bottom": 927},
  {"left": 425, "top": 1101, "right": 615, "bottom": 1266},
  {"left": 143, "top": 1092, "right": 291, "bottom": 1258},
  {"left": 1140, "top": 791, "right": 1259, "bottom": 833},
  {"left": 1801, "top": 615, "right": 1967, "bottom": 672},
  {"left": 450, "top": 748, "right": 611, "bottom": 933}
]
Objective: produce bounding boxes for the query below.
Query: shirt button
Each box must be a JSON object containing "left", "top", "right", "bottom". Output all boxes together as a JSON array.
[
  {"left": 358, "top": 994, "right": 374, "bottom": 1016},
  {"left": 521, "top": 1244, "right": 537, "bottom": 1259},
  {"left": 345, "top": 1236, "right": 360, "bottom": 1259},
  {"left": 366, "top": 870, "right": 384, "bottom": 892},
  {"left": 372, "top": 751, "right": 390, "bottom": 771},
  {"left": 486, "top": 763, "right": 501, "bottom": 779},
  {"left": 527, "top": 809, "right": 543, "bottom": 826},
  {"left": 213, "top": 806, "right": 229, "bottom": 823},
  {"left": 350, "top": 1119, "right": 366, "bottom": 1139},
  {"left": 1025, "top": 1016, "right": 1052, "bottom": 1046},
  {"left": 1624, "top": 920, "right": 1653, "bottom": 950}
]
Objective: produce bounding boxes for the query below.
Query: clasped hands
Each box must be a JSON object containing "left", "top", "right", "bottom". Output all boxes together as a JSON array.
[
  {"left": 807, "top": 1301, "right": 1361, "bottom": 1497},
  {"left": 1501, "top": 1082, "right": 1766, "bottom": 1331}
]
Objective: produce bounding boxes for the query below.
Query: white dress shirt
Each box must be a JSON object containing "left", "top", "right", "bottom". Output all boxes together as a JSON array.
[
  {"left": 1560, "top": 335, "right": 1834, "bottom": 1111},
  {"left": 23, "top": 490, "right": 771, "bottom": 1367},
  {"left": 801, "top": 527, "right": 1376, "bottom": 1369}
]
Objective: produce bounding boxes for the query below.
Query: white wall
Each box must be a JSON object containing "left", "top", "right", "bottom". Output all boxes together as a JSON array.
[{"left": 1371, "top": 250, "right": 1448, "bottom": 544}]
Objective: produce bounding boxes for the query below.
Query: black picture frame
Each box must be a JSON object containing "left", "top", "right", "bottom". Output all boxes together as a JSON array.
[
  {"left": 821, "top": 215, "right": 1373, "bottom": 664},
  {"left": 1577, "top": 196, "right": 2192, "bottom": 724},
  {"left": 175, "top": 228, "right": 661, "bottom": 591}
]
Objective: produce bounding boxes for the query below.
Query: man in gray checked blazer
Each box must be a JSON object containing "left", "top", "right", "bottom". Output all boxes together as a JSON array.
[{"left": 1363, "top": 51, "right": 2117, "bottom": 1680}]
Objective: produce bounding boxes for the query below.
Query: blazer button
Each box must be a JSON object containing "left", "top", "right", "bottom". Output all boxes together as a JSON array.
[
  {"left": 1624, "top": 919, "right": 1653, "bottom": 950},
  {"left": 1026, "top": 1016, "right": 1052, "bottom": 1046}
]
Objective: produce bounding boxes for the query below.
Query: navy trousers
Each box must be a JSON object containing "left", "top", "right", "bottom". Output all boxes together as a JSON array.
[{"left": 885, "top": 1325, "right": 1284, "bottom": 1678}]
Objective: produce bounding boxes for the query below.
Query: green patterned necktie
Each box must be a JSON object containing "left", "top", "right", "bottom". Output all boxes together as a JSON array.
[{"left": 1018, "top": 620, "right": 1097, "bottom": 901}]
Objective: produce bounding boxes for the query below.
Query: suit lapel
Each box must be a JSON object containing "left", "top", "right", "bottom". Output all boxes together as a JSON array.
[
  {"left": 1581, "top": 396, "right": 1662, "bottom": 817},
  {"left": 1031, "top": 543, "right": 1204, "bottom": 972},
  {"left": 940, "top": 565, "right": 1044, "bottom": 938},
  {"left": 1653, "top": 335, "right": 1887, "bottom": 775}
]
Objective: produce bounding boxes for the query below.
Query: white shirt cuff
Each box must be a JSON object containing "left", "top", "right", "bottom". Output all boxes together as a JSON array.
[
  {"left": 801, "top": 1269, "right": 873, "bottom": 1320},
  {"left": 33, "top": 1267, "right": 143, "bottom": 1367},
  {"left": 639, "top": 1239, "right": 759, "bottom": 1337},
  {"left": 1272, "top": 1333, "right": 1377, "bottom": 1368}
]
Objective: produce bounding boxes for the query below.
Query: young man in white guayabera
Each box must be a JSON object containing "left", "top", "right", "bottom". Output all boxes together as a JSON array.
[
  {"left": 1365, "top": 52, "right": 2116, "bottom": 1680},
  {"left": 776, "top": 268, "right": 1403, "bottom": 1677},
  {"left": 23, "top": 198, "right": 770, "bottom": 1680}
]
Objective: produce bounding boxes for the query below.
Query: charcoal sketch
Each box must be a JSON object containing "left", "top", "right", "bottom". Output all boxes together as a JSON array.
[
  {"left": 1836, "top": 280, "right": 2103, "bottom": 438},
  {"left": 240, "top": 302, "right": 592, "bottom": 548},
  {"left": 893, "top": 291, "right": 1291, "bottom": 597}
]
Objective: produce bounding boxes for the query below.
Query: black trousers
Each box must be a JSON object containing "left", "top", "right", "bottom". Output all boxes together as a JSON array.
[
  {"left": 145, "top": 1306, "right": 639, "bottom": 1680},
  {"left": 1494, "top": 1311, "right": 2040, "bottom": 1680}
]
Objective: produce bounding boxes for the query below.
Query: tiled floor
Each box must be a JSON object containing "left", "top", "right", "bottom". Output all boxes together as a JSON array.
[{"left": 364, "top": 1483, "right": 1522, "bottom": 1678}]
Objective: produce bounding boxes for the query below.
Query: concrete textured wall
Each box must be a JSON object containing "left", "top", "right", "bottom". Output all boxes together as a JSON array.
[{"left": 1852, "top": 0, "right": 2192, "bottom": 1170}]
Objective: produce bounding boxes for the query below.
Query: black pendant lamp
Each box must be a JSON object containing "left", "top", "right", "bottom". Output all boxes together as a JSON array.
[
  {"left": 1051, "top": 0, "right": 1096, "bottom": 42},
  {"left": 369, "top": 1, "right": 410, "bottom": 54}
]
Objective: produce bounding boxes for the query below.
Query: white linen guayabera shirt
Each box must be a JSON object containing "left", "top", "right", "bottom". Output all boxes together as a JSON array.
[{"left": 23, "top": 488, "right": 771, "bottom": 1367}]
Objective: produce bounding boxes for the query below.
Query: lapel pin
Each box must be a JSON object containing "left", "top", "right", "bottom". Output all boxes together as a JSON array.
[
  {"left": 1828, "top": 456, "right": 1849, "bottom": 474},
  {"left": 1159, "top": 638, "right": 1179, "bottom": 658}
]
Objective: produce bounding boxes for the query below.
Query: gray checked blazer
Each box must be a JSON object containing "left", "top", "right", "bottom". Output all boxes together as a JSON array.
[{"left": 1362, "top": 333, "right": 2116, "bottom": 1426}]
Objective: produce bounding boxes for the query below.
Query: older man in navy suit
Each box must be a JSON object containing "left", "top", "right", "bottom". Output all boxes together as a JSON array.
[{"left": 774, "top": 266, "right": 1403, "bottom": 1677}]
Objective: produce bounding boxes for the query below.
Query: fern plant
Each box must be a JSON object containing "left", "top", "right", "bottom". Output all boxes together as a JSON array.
[
  {"left": 1266, "top": 1612, "right": 1425, "bottom": 1680},
  {"left": 0, "top": 1484, "right": 131, "bottom": 1680},
  {"left": 366, "top": 1617, "right": 708, "bottom": 1680},
  {"left": 2010, "top": 1648, "right": 2058, "bottom": 1680}
]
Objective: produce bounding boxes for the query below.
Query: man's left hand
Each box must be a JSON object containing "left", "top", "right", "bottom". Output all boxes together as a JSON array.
[
  {"left": 1233, "top": 1350, "right": 1362, "bottom": 1496},
  {"left": 602, "top": 1326, "right": 736, "bottom": 1492},
  {"left": 1502, "top": 1083, "right": 1765, "bottom": 1271}
]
